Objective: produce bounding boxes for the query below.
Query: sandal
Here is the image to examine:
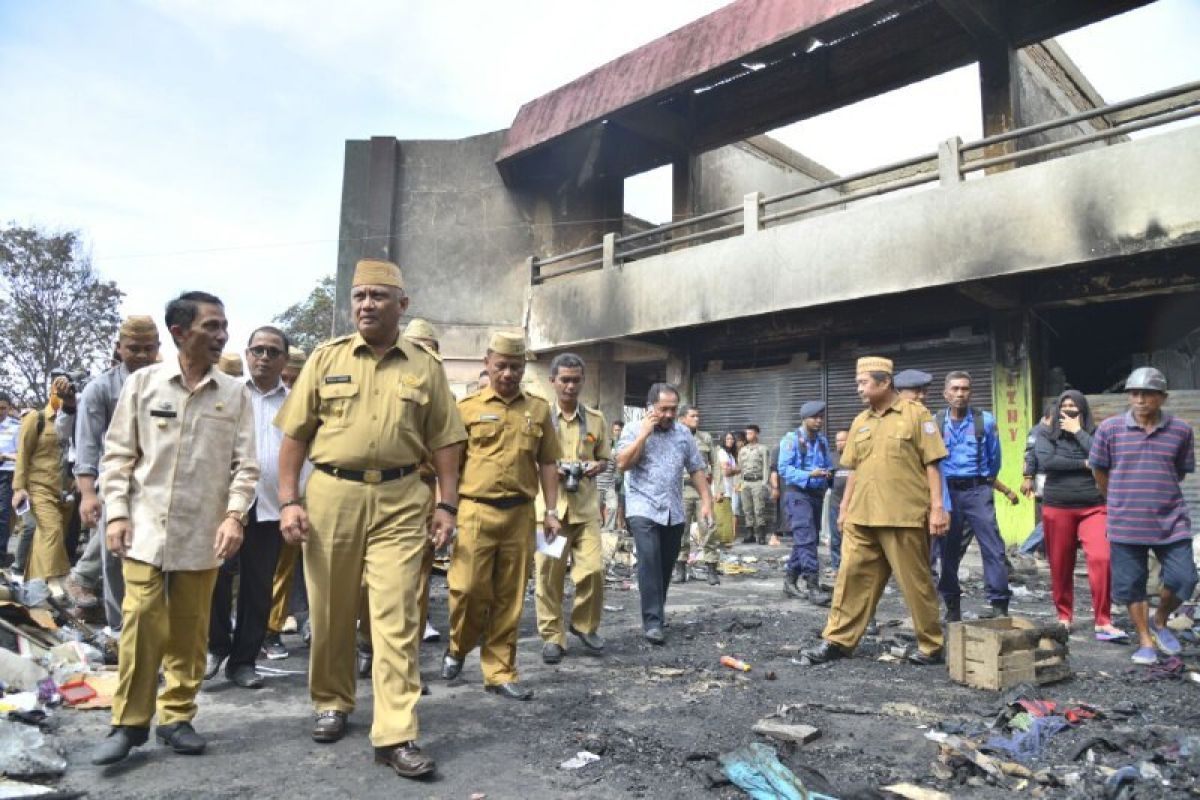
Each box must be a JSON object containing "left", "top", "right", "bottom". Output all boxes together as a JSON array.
[{"left": 1095, "top": 626, "right": 1129, "bottom": 643}]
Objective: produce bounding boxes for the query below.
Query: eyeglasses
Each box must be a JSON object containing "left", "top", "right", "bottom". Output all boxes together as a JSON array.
[{"left": 248, "top": 346, "right": 285, "bottom": 359}]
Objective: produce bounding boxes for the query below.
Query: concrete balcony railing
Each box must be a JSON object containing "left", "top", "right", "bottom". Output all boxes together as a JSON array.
[{"left": 526, "top": 80, "right": 1200, "bottom": 350}]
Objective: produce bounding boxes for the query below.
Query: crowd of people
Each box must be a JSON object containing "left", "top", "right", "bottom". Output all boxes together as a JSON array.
[{"left": 0, "top": 257, "right": 1194, "bottom": 783}]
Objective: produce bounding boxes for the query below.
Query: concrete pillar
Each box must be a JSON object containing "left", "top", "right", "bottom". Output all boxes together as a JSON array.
[
  {"left": 979, "top": 47, "right": 1021, "bottom": 173},
  {"left": 938, "top": 137, "right": 964, "bottom": 186},
  {"left": 744, "top": 192, "right": 763, "bottom": 235},
  {"left": 672, "top": 154, "right": 697, "bottom": 221},
  {"left": 335, "top": 137, "right": 400, "bottom": 335}
]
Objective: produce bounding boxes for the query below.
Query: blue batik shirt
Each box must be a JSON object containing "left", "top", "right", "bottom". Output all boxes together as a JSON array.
[{"left": 616, "top": 420, "right": 705, "bottom": 526}]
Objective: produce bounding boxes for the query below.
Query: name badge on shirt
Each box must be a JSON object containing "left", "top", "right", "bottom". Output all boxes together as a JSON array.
[
  {"left": 324, "top": 375, "right": 352, "bottom": 384},
  {"left": 149, "top": 409, "right": 177, "bottom": 418},
  {"left": 479, "top": 414, "right": 501, "bottom": 422}
]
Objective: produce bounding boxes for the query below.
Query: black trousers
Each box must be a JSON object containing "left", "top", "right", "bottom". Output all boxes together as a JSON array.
[
  {"left": 208, "top": 509, "right": 283, "bottom": 671},
  {"left": 628, "top": 516, "right": 684, "bottom": 631}
]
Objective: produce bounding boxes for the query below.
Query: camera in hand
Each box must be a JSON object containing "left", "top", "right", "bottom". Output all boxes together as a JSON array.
[
  {"left": 51, "top": 369, "right": 89, "bottom": 394},
  {"left": 560, "top": 461, "right": 585, "bottom": 493}
]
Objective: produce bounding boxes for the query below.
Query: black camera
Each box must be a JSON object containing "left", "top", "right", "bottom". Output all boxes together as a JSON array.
[{"left": 560, "top": 461, "right": 585, "bottom": 493}]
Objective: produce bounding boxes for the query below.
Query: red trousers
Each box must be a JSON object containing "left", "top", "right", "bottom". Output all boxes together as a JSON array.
[{"left": 1042, "top": 504, "right": 1112, "bottom": 626}]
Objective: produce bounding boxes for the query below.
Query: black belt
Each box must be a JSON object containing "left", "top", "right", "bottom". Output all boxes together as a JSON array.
[
  {"left": 947, "top": 476, "right": 990, "bottom": 490},
  {"left": 462, "top": 495, "right": 531, "bottom": 510},
  {"left": 786, "top": 485, "right": 827, "bottom": 495},
  {"left": 742, "top": 475, "right": 764, "bottom": 482},
  {"left": 314, "top": 463, "right": 416, "bottom": 484}
]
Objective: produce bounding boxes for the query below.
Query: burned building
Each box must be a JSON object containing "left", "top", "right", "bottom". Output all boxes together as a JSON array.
[{"left": 334, "top": 0, "right": 1200, "bottom": 541}]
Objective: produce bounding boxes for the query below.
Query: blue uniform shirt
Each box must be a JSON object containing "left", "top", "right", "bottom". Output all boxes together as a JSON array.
[
  {"left": 778, "top": 429, "right": 832, "bottom": 490},
  {"left": 940, "top": 408, "right": 1002, "bottom": 479}
]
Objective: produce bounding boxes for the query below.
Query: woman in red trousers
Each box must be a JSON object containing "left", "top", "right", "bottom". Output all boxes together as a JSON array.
[{"left": 1033, "top": 391, "right": 1126, "bottom": 642}]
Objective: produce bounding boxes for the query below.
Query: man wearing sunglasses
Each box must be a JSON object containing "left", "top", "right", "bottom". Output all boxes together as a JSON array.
[{"left": 205, "top": 327, "right": 295, "bottom": 688}]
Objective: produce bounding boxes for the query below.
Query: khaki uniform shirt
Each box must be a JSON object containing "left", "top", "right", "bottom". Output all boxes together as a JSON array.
[
  {"left": 274, "top": 332, "right": 465, "bottom": 469},
  {"left": 682, "top": 429, "right": 721, "bottom": 499},
  {"left": 737, "top": 442, "right": 771, "bottom": 483},
  {"left": 536, "top": 404, "right": 610, "bottom": 523},
  {"left": 841, "top": 396, "right": 948, "bottom": 528},
  {"left": 458, "top": 388, "right": 561, "bottom": 500},
  {"left": 13, "top": 407, "right": 64, "bottom": 493},
  {"left": 101, "top": 361, "right": 260, "bottom": 572}
]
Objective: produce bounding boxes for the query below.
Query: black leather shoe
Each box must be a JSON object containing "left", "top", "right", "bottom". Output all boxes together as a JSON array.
[
  {"left": 203, "top": 652, "right": 224, "bottom": 681},
  {"left": 91, "top": 725, "right": 149, "bottom": 765},
  {"left": 706, "top": 566, "right": 721, "bottom": 586},
  {"left": 441, "top": 651, "right": 463, "bottom": 680},
  {"left": 357, "top": 645, "right": 373, "bottom": 678},
  {"left": 155, "top": 721, "right": 206, "bottom": 755},
  {"left": 569, "top": 626, "right": 606, "bottom": 654},
  {"left": 944, "top": 598, "right": 962, "bottom": 623},
  {"left": 907, "top": 648, "right": 945, "bottom": 666},
  {"left": 485, "top": 682, "right": 533, "bottom": 701},
  {"left": 782, "top": 572, "right": 804, "bottom": 599},
  {"left": 542, "top": 642, "right": 564, "bottom": 664},
  {"left": 672, "top": 562, "right": 687, "bottom": 584},
  {"left": 375, "top": 741, "right": 436, "bottom": 778},
  {"left": 227, "top": 664, "right": 264, "bottom": 689},
  {"left": 865, "top": 617, "right": 879, "bottom": 637},
  {"left": 803, "top": 575, "right": 831, "bottom": 607},
  {"left": 979, "top": 600, "right": 1010, "bottom": 619},
  {"left": 644, "top": 627, "right": 666, "bottom": 646},
  {"left": 801, "top": 640, "right": 850, "bottom": 664},
  {"left": 312, "top": 710, "right": 348, "bottom": 743}
]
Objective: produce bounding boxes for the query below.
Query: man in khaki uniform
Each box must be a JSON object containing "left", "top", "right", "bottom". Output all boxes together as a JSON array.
[
  {"left": 263, "top": 345, "right": 309, "bottom": 660},
  {"left": 11, "top": 377, "right": 74, "bottom": 587},
  {"left": 90, "top": 291, "right": 259, "bottom": 765},
  {"left": 357, "top": 317, "right": 444, "bottom": 678},
  {"left": 535, "top": 353, "right": 609, "bottom": 665},
  {"left": 276, "top": 260, "right": 465, "bottom": 780},
  {"left": 803, "top": 357, "right": 949, "bottom": 666},
  {"left": 442, "top": 332, "right": 562, "bottom": 701},
  {"left": 675, "top": 405, "right": 723, "bottom": 585},
  {"left": 738, "top": 425, "right": 772, "bottom": 544}
]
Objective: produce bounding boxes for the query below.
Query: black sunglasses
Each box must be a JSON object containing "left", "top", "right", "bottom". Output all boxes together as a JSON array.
[{"left": 248, "top": 346, "right": 285, "bottom": 359}]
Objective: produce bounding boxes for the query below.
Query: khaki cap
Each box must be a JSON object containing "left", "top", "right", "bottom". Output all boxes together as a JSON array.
[
  {"left": 352, "top": 259, "right": 404, "bottom": 289},
  {"left": 218, "top": 352, "right": 244, "bottom": 377},
  {"left": 488, "top": 332, "right": 525, "bottom": 357},
  {"left": 286, "top": 346, "right": 307, "bottom": 370},
  {"left": 119, "top": 315, "right": 159, "bottom": 339},
  {"left": 404, "top": 318, "right": 439, "bottom": 342},
  {"left": 856, "top": 356, "right": 894, "bottom": 375}
]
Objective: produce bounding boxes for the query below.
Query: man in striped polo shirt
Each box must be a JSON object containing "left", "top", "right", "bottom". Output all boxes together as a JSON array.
[{"left": 1090, "top": 367, "right": 1197, "bottom": 665}]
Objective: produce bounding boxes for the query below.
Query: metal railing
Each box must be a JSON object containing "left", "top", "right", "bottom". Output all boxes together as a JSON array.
[{"left": 530, "top": 79, "right": 1200, "bottom": 284}]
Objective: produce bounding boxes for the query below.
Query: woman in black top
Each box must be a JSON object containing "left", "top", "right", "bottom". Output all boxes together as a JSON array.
[{"left": 1033, "top": 391, "right": 1124, "bottom": 641}]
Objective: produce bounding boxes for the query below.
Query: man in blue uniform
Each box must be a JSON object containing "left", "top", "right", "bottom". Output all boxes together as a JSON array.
[
  {"left": 778, "top": 401, "right": 832, "bottom": 606},
  {"left": 937, "top": 371, "right": 1010, "bottom": 621}
]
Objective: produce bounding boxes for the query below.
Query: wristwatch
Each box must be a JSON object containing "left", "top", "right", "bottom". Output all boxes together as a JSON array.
[
  {"left": 544, "top": 509, "right": 559, "bottom": 519},
  {"left": 225, "top": 510, "right": 247, "bottom": 526}
]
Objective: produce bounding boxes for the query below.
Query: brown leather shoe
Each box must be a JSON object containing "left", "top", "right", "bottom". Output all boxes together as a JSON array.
[
  {"left": 312, "top": 710, "right": 348, "bottom": 743},
  {"left": 375, "top": 742, "right": 436, "bottom": 778},
  {"left": 66, "top": 574, "right": 99, "bottom": 609}
]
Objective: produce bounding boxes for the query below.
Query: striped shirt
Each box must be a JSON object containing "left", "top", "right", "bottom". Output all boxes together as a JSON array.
[{"left": 1089, "top": 410, "right": 1194, "bottom": 545}]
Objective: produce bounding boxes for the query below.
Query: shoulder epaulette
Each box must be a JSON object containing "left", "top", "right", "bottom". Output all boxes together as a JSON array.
[{"left": 314, "top": 334, "right": 353, "bottom": 351}]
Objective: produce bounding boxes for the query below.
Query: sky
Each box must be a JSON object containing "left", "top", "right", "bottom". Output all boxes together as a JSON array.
[{"left": 1, "top": 0, "right": 1197, "bottom": 360}]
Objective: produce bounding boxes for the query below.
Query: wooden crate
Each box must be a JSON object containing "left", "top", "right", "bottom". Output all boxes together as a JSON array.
[{"left": 947, "top": 616, "right": 1071, "bottom": 691}]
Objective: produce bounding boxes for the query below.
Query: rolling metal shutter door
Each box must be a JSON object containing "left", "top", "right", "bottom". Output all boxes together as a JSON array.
[
  {"left": 1086, "top": 390, "right": 1200, "bottom": 515},
  {"left": 825, "top": 335, "right": 995, "bottom": 435},
  {"left": 694, "top": 362, "right": 824, "bottom": 446}
]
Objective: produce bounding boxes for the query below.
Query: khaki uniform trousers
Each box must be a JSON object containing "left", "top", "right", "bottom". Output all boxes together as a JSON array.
[
  {"left": 447, "top": 499, "right": 533, "bottom": 685},
  {"left": 678, "top": 492, "right": 718, "bottom": 565},
  {"left": 822, "top": 522, "right": 943, "bottom": 656},
  {"left": 26, "top": 487, "right": 71, "bottom": 581},
  {"left": 304, "top": 469, "right": 430, "bottom": 747},
  {"left": 112, "top": 559, "right": 218, "bottom": 727},
  {"left": 535, "top": 518, "right": 603, "bottom": 646},
  {"left": 740, "top": 480, "right": 770, "bottom": 531},
  {"left": 359, "top": 539, "right": 436, "bottom": 647},
  {"left": 267, "top": 541, "right": 299, "bottom": 634}
]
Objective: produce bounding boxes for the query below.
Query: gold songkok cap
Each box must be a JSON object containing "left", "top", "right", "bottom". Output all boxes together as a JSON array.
[
  {"left": 286, "top": 346, "right": 307, "bottom": 370},
  {"left": 488, "top": 332, "right": 526, "bottom": 357},
  {"left": 404, "top": 318, "right": 438, "bottom": 342},
  {"left": 119, "top": 315, "right": 158, "bottom": 339},
  {"left": 218, "top": 352, "right": 244, "bottom": 377},
  {"left": 856, "top": 356, "right": 894, "bottom": 375},
  {"left": 352, "top": 259, "right": 403, "bottom": 289}
]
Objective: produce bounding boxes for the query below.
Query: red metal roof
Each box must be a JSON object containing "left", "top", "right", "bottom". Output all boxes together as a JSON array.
[{"left": 498, "top": 0, "right": 874, "bottom": 163}]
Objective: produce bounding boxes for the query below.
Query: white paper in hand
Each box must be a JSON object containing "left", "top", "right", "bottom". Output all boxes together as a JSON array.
[
  {"left": 15, "top": 496, "right": 31, "bottom": 517},
  {"left": 536, "top": 529, "right": 567, "bottom": 559}
]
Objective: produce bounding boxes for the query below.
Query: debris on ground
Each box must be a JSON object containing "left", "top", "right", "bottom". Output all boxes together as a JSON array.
[
  {"left": 558, "top": 750, "right": 601, "bottom": 770},
  {"left": 719, "top": 742, "right": 836, "bottom": 800}
]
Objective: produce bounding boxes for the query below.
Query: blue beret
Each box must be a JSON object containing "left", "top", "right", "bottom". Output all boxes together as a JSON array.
[
  {"left": 799, "top": 400, "right": 825, "bottom": 419},
  {"left": 894, "top": 369, "right": 933, "bottom": 390}
]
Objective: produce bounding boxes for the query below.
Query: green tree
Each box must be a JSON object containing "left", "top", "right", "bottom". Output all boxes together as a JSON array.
[
  {"left": 0, "top": 225, "right": 123, "bottom": 406},
  {"left": 274, "top": 275, "right": 335, "bottom": 353}
]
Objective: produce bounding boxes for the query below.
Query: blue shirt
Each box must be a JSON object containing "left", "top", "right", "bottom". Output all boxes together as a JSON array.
[
  {"left": 778, "top": 429, "right": 832, "bottom": 491},
  {"left": 0, "top": 415, "right": 18, "bottom": 473},
  {"left": 940, "top": 408, "right": 1001, "bottom": 479},
  {"left": 616, "top": 421, "right": 705, "bottom": 526}
]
